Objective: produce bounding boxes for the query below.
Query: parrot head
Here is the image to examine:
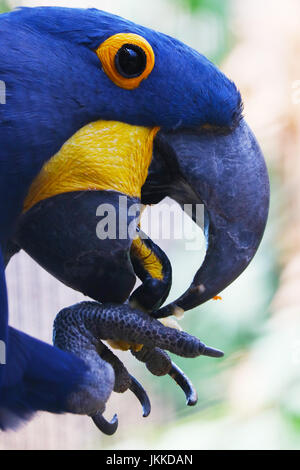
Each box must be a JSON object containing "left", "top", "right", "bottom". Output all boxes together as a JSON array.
[
  {"left": 3, "top": 6, "right": 241, "bottom": 159},
  {"left": 7, "top": 6, "right": 269, "bottom": 316}
]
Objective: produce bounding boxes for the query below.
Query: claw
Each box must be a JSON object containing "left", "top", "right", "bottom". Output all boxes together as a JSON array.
[
  {"left": 92, "top": 412, "right": 118, "bottom": 436},
  {"left": 169, "top": 362, "right": 198, "bottom": 406},
  {"left": 129, "top": 375, "right": 151, "bottom": 418},
  {"left": 202, "top": 345, "right": 224, "bottom": 358},
  {"left": 132, "top": 347, "right": 198, "bottom": 406}
]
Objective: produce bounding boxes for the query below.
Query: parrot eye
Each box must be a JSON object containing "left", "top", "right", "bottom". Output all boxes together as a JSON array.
[
  {"left": 96, "top": 33, "right": 155, "bottom": 90},
  {"left": 115, "top": 44, "right": 147, "bottom": 78}
]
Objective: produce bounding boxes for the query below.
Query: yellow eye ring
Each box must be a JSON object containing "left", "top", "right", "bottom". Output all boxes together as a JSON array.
[{"left": 96, "top": 33, "right": 155, "bottom": 90}]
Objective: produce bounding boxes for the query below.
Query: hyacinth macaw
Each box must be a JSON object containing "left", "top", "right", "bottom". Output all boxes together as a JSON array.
[{"left": 0, "top": 6, "right": 269, "bottom": 433}]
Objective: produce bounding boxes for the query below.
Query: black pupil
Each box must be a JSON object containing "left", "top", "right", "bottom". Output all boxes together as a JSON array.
[{"left": 115, "top": 44, "right": 147, "bottom": 78}]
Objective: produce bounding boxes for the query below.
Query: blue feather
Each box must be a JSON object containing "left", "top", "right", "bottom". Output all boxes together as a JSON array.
[
  {"left": 0, "top": 245, "right": 88, "bottom": 430},
  {"left": 0, "top": 326, "right": 88, "bottom": 430}
]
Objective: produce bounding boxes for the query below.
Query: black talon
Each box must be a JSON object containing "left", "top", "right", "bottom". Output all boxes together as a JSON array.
[
  {"left": 129, "top": 375, "right": 151, "bottom": 418},
  {"left": 169, "top": 362, "right": 198, "bottom": 406},
  {"left": 92, "top": 412, "right": 118, "bottom": 436},
  {"left": 202, "top": 345, "right": 224, "bottom": 358},
  {"left": 131, "top": 347, "right": 198, "bottom": 406}
]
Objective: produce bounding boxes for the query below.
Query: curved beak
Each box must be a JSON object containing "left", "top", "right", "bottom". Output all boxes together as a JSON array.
[{"left": 142, "top": 120, "right": 270, "bottom": 317}]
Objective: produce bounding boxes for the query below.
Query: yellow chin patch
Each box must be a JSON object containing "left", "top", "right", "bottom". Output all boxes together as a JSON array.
[
  {"left": 23, "top": 121, "right": 159, "bottom": 213},
  {"left": 130, "top": 235, "right": 164, "bottom": 281},
  {"left": 106, "top": 339, "right": 143, "bottom": 353}
]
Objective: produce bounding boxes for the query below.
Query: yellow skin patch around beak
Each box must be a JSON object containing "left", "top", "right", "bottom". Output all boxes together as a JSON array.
[
  {"left": 23, "top": 121, "right": 159, "bottom": 213},
  {"left": 130, "top": 235, "right": 164, "bottom": 281}
]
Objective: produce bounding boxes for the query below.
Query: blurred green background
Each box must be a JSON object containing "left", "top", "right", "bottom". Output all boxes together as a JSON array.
[{"left": 1, "top": 0, "right": 300, "bottom": 450}]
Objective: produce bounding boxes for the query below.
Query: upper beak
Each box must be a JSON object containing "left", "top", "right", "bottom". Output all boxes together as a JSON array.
[{"left": 142, "top": 119, "right": 270, "bottom": 317}]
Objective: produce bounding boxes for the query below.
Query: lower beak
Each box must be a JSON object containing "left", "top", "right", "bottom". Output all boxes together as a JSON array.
[{"left": 142, "top": 119, "right": 270, "bottom": 317}]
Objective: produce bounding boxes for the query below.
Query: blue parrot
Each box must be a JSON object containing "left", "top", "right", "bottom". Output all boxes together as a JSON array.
[{"left": 0, "top": 6, "right": 269, "bottom": 431}]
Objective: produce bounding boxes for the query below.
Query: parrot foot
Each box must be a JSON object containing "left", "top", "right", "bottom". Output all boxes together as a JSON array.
[
  {"left": 53, "top": 303, "right": 154, "bottom": 433},
  {"left": 53, "top": 301, "right": 223, "bottom": 433}
]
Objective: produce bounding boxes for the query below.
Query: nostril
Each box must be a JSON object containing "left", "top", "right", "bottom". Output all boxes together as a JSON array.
[{"left": 198, "top": 123, "right": 235, "bottom": 136}]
